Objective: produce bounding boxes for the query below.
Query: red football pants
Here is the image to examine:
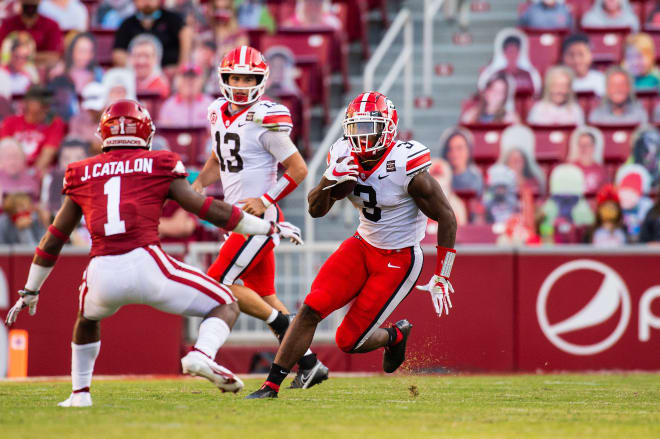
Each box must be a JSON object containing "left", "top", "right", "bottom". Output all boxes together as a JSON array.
[{"left": 305, "top": 233, "right": 424, "bottom": 352}]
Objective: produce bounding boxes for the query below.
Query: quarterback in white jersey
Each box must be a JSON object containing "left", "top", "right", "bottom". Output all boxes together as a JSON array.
[
  {"left": 192, "top": 46, "right": 328, "bottom": 389},
  {"left": 248, "top": 92, "right": 458, "bottom": 399}
]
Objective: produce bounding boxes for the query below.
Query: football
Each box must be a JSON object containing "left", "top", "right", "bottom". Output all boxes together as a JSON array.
[{"left": 329, "top": 156, "right": 357, "bottom": 200}]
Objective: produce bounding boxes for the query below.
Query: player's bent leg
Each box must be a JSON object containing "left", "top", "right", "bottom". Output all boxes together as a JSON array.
[
  {"left": 181, "top": 302, "right": 244, "bottom": 394},
  {"left": 59, "top": 315, "right": 102, "bottom": 408},
  {"left": 141, "top": 246, "right": 243, "bottom": 393},
  {"left": 230, "top": 284, "right": 275, "bottom": 321},
  {"left": 245, "top": 305, "right": 324, "bottom": 399}
]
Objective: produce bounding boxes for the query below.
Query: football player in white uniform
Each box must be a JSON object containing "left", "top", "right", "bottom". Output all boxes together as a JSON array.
[
  {"left": 192, "top": 45, "right": 328, "bottom": 388},
  {"left": 247, "top": 92, "right": 458, "bottom": 398}
]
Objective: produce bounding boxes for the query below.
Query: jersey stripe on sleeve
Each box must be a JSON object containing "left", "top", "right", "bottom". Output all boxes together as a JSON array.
[{"left": 406, "top": 151, "right": 431, "bottom": 175}]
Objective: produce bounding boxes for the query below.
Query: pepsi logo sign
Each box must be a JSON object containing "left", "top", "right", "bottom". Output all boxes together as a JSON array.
[{"left": 536, "top": 259, "right": 631, "bottom": 356}]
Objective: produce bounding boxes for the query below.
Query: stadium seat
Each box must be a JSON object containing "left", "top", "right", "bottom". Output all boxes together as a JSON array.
[
  {"left": 260, "top": 29, "right": 334, "bottom": 123},
  {"left": 265, "top": 0, "right": 296, "bottom": 22},
  {"left": 636, "top": 89, "right": 658, "bottom": 119},
  {"left": 582, "top": 27, "right": 629, "bottom": 65},
  {"left": 460, "top": 123, "right": 511, "bottom": 165},
  {"left": 591, "top": 123, "right": 636, "bottom": 163},
  {"left": 136, "top": 92, "right": 163, "bottom": 122},
  {"left": 529, "top": 124, "right": 575, "bottom": 164},
  {"left": 157, "top": 127, "right": 208, "bottom": 167},
  {"left": 519, "top": 27, "right": 569, "bottom": 76},
  {"left": 332, "top": 0, "right": 369, "bottom": 57},
  {"left": 265, "top": 92, "right": 311, "bottom": 158},
  {"left": 91, "top": 28, "right": 116, "bottom": 68},
  {"left": 576, "top": 90, "right": 598, "bottom": 115},
  {"left": 514, "top": 90, "right": 534, "bottom": 121},
  {"left": 455, "top": 224, "right": 497, "bottom": 244}
]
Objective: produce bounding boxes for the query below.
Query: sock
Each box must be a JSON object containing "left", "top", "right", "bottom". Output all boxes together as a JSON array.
[
  {"left": 267, "top": 311, "right": 290, "bottom": 338},
  {"left": 71, "top": 341, "right": 100, "bottom": 392},
  {"left": 264, "top": 363, "right": 290, "bottom": 391},
  {"left": 386, "top": 327, "right": 403, "bottom": 346},
  {"left": 297, "top": 352, "right": 317, "bottom": 370},
  {"left": 265, "top": 309, "right": 279, "bottom": 324},
  {"left": 194, "top": 317, "right": 230, "bottom": 359}
]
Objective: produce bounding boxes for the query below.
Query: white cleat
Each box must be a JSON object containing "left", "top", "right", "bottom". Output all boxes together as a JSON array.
[
  {"left": 181, "top": 350, "right": 244, "bottom": 394},
  {"left": 58, "top": 392, "right": 92, "bottom": 407}
]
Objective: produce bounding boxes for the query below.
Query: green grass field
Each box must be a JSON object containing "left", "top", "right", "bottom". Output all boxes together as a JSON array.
[{"left": 1, "top": 374, "right": 659, "bottom": 439}]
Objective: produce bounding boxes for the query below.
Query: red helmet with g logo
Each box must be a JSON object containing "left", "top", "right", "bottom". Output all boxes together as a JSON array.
[
  {"left": 98, "top": 99, "right": 155, "bottom": 151},
  {"left": 218, "top": 45, "right": 269, "bottom": 105},
  {"left": 343, "top": 92, "right": 398, "bottom": 158}
]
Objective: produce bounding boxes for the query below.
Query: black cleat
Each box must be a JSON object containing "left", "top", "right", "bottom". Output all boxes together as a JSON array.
[
  {"left": 289, "top": 359, "right": 329, "bottom": 389},
  {"left": 245, "top": 384, "right": 278, "bottom": 399},
  {"left": 383, "top": 319, "right": 413, "bottom": 373}
]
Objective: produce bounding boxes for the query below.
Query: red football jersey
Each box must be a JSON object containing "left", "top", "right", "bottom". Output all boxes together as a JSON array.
[{"left": 63, "top": 149, "right": 187, "bottom": 257}]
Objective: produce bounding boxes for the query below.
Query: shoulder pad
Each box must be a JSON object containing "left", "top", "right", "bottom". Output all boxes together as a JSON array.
[
  {"left": 151, "top": 150, "right": 187, "bottom": 177},
  {"left": 251, "top": 101, "right": 293, "bottom": 133},
  {"left": 395, "top": 140, "right": 431, "bottom": 176},
  {"left": 208, "top": 97, "right": 226, "bottom": 124}
]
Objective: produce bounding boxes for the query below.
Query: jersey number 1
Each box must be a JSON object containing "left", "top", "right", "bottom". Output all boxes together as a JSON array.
[{"left": 104, "top": 176, "right": 126, "bottom": 236}]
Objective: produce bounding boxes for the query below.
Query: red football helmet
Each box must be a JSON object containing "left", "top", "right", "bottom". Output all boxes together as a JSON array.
[
  {"left": 98, "top": 99, "right": 155, "bottom": 151},
  {"left": 218, "top": 45, "right": 269, "bottom": 105},
  {"left": 343, "top": 91, "right": 398, "bottom": 158}
]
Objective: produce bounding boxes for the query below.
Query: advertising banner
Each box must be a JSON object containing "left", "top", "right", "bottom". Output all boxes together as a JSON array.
[{"left": 516, "top": 249, "right": 660, "bottom": 371}]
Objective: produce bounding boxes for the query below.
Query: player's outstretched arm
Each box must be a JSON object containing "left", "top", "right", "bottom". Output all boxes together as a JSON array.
[
  {"left": 5, "top": 197, "right": 83, "bottom": 326},
  {"left": 191, "top": 154, "right": 221, "bottom": 194},
  {"left": 307, "top": 177, "right": 339, "bottom": 218},
  {"left": 408, "top": 171, "right": 458, "bottom": 318},
  {"left": 168, "top": 178, "right": 303, "bottom": 244}
]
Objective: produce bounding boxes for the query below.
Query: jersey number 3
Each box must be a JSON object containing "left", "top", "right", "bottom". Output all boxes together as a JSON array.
[
  {"left": 104, "top": 176, "right": 126, "bottom": 236},
  {"left": 215, "top": 132, "right": 244, "bottom": 173},
  {"left": 354, "top": 184, "right": 381, "bottom": 222}
]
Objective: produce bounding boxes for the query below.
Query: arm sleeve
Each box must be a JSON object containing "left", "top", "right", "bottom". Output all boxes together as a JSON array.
[{"left": 260, "top": 130, "right": 298, "bottom": 163}]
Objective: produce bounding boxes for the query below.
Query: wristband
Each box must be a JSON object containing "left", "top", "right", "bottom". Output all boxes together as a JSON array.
[
  {"left": 35, "top": 247, "right": 58, "bottom": 262},
  {"left": 262, "top": 174, "right": 297, "bottom": 207},
  {"left": 48, "top": 224, "right": 70, "bottom": 242},
  {"left": 224, "top": 205, "right": 242, "bottom": 231},
  {"left": 25, "top": 262, "right": 54, "bottom": 292},
  {"left": 198, "top": 196, "right": 214, "bottom": 220},
  {"left": 436, "top": 246, "right": 456, "bottom": 278}
]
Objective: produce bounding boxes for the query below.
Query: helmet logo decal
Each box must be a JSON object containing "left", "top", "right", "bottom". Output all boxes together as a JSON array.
[{"left": 119, "top": 116, "right": 126, "bottom": 135}]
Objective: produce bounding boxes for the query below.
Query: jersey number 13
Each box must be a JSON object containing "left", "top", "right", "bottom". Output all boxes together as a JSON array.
[{"left": 215, "top": 132, "right": 244, "bottom": 173}]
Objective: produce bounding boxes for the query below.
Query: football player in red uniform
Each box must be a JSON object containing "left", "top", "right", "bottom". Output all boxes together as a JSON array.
[
  {"left": 247, "top": 92, "right": 458, "bottom": 398},
  {"left": 5, "top": 99, "right": 303, "bottom": 407},
  {"left": 193, "top": 46, "right": 328, "bottom": 388}
]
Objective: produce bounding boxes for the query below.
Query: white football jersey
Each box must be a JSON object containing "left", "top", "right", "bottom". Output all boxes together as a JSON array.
[
  {"left": 207, "top": 97, "right": 296, "bottom": 206},
  {"left": 327, "top": 138, "right": 432, "bottom": 249}
]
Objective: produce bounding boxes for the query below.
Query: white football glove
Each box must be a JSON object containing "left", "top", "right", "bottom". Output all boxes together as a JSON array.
[
  {"left": 322, "top": 156, "right": 358, "bottom": 190},
  {"left": 416, "top": 275, "right": 455, "bottom": 317},
  {"left": 270, "top": 221, "right": 304, "bottom": 246},
  {"left": 5, "top": 289, "right": 39, "bottom": 326}
]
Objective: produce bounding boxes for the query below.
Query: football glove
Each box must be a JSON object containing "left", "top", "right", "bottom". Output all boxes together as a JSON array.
[
  {"left": 5, "top": 289, "right": 39, "bottom": 326},
  {"left": 270, "top": 221, "right": 303, "bottom": 246},
  {"left": 322, "top": 156, "right": 358, "bottom": 190},
  {"left": 416, "top": 275, "right": 454, "bottom": 317}
]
